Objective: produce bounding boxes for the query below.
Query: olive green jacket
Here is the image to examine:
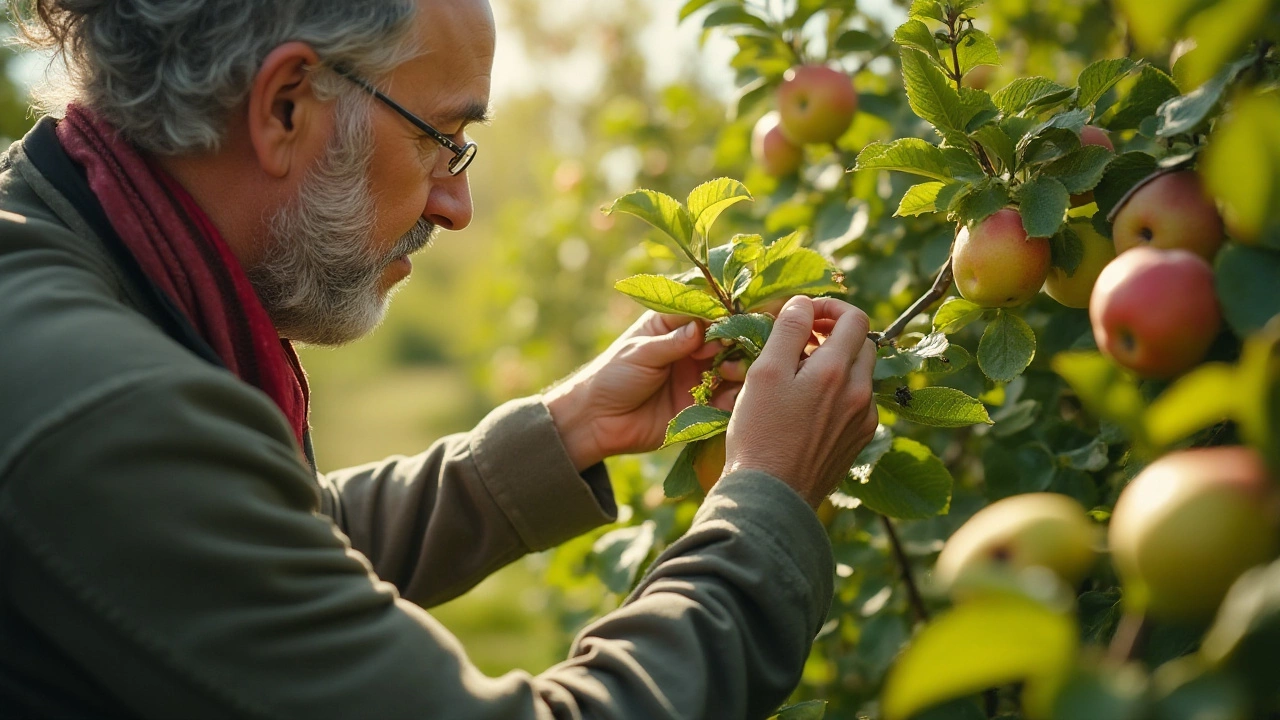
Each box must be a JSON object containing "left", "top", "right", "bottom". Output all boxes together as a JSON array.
[{"left": 0, "top": 119, "right": 835, "bottom": 719}]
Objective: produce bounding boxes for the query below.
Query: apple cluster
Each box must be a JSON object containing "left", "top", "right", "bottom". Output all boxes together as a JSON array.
[
  {"left": 953, "top": 137, "right": 1233, "bottom": 380},
  {"left": 750, "top": 65, "right": 858, "bottom": 178}
]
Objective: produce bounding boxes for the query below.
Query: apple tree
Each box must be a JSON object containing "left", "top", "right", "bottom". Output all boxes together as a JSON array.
[{"left": 554, "top": 0, "right": 1280, "bottom": 717}]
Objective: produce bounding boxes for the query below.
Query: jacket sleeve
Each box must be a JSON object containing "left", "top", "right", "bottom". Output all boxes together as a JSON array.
[
  {"left": 1, "top": 368, "right": 834, "bottom": 720},
  {"left": 317, "top": 397, "right": 618, "bottom": 607}
]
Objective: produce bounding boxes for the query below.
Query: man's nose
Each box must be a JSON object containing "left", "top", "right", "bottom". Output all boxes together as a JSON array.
[{"left": 425, "top": 172, "right": 473, "bottom": 231}]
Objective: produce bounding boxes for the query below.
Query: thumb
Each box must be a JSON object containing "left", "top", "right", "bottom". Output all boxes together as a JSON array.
[
  {"left": 634, "top": 320, "right": 703, "bottom": 368},
  {"left": 756, "top": 296, "right": 815, "bottom": 370}
]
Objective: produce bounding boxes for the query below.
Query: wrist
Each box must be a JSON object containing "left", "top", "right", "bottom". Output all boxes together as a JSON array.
[{"left": 543, "top": 383, "right": 602, "bottom": 473}]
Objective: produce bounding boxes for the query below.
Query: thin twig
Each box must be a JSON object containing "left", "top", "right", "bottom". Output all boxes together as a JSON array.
[
  {"left": 692, "top": 256, "right": 735, "bottom": 313},
  {"left": 1107, "top": 611, "right": 1148, "bottom": 665},
  {"left": 881, "top": 514, "right": 930, "bottom": 624},
  {"left": 869, "top": 257, "right": 955, "bottom": 346}
]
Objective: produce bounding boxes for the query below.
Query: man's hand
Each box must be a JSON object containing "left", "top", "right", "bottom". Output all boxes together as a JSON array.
[
  {"left": 544, "top": 312, "right": 746, "bottom": 472},
  {"left": 725, "top": 296, "right": 880, "bottom": 508}
]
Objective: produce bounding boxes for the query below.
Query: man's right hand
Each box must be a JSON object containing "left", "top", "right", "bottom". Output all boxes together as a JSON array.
[{"left": 724, "top": 296, "right": 880, "bottom": 508}]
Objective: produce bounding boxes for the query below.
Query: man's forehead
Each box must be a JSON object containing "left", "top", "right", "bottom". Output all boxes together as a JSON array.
[{"left": 396, "top": 0, "right": 495, "bottom": 119}]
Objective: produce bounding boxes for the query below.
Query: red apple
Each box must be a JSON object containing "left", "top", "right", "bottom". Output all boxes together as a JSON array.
[
  {"left": 952, "top": 209, "right": 1052, "bottom": 308},
  {"left": 751, "top": 111, "right": 804, "bottom": 178},
  {"left": 776, "top": 65, "right": 858, "bottom": 145},
  {"left": 1109, "top": 447, "right": 1280, "bottom": 622},
  {"left": 1112, "top": 171, "right": 1226, "bottom": 261},
  {"left": 1070, "top": 126, "right": 1115, "bottom": 207},
  {"left": 1090, "top": 246, "right": 1221, "bottom": 378},
  {"left": 1043, "top": 221, "right": 1116, "bottom": 309}
]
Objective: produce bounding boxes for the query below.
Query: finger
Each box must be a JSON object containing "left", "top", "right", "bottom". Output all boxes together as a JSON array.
[
  {"left": 709, "top": 384, "right": 741, "bottom": 412},
  {"left": 719, "top": 360, "right": 747, "bottom": 383},
  {"left": 754, "top": 296, "right": 815, "bottom": 373},
  {"left": 691, "top": 341, "right": 722, "bottom": 360},
  {"left": 851, "top": 337, "right": 878, "bottom": 384},
  {"left": 637, "top": 312, "right": 702, "bottom": 338},
  {"left": 807, "top": 301, "right": 871, "bottom": 366},
  {"left": 808, "top": 297, "right": 863, "bottom": 323},
  {"left": 632, "top": 320, "right": 703, "bottom": 368}
]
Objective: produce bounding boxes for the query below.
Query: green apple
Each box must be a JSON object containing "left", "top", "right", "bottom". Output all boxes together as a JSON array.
[
  {"left": 936, "top": 493, "right": 1098, "bottom": 594},
  {"left": 1112, "top": 171, "right": 1226, "bottom": 261},
  {"left": 952, "top": 209, "right": 1052, "bottom": 308},
  {"left": 1043, "top": 221, "right": 1117, "bottom": 309},
  {"left": 1089, "top": 246, "right": 1221, "bottom": 378},
  {"left": 777, "top": 65, "right": 858, "bottom": 145},
  {"left": 751, "top": 111, "right": 804, "bottom": 178},
  {"left": 1109, "top": 447, "right": 1280, "bottom": 622},
  {"left": 1070, "top": 126, "right": 1115, "bottom": 207}
]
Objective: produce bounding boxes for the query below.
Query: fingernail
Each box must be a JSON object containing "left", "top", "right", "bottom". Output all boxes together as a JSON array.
[{"left": 683, "top": 321, "right": 698, "bottom": 338}]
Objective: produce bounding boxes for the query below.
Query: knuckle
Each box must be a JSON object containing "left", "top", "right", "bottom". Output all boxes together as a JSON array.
[
  {"left": 747, "top": 360, "right": 785, "bottom": 385},
  {"left": 774, "top": 313, "right": 811, "bottom": 337}
]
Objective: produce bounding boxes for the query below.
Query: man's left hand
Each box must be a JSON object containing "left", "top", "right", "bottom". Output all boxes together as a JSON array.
[{"left": 544, "top": 311, "right": 745, "bottom": 472}]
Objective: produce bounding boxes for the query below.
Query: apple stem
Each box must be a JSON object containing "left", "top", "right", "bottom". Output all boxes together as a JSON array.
[
  {"left": 1107, "top": 611, "right": 1148, "bottom": 664},
  {"left": 881, "top": 514, "right": 930, "bottom": 624},
  {"left": 869, "top": 256, "right": 955, "bottom": 346}
]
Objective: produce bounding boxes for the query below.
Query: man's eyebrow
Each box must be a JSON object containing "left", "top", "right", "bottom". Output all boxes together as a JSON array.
[{"left": 438, "top": 100, "right": 493, "bottom": 127}]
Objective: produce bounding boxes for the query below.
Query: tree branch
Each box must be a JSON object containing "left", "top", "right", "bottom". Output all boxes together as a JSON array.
[
  {"left": 691, "top": 256, "right": 735, "bottom": 313},
  {"left": 1107, "top": 611, "right": 1148, "bottom": 665},
  {"left": 869, "top": 257, "right": 955, "bottom": 345},
  {"left": 881, "top": 514, "right": 930, "bottom": 624}
]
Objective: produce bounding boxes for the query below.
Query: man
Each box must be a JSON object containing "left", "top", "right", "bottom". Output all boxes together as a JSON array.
[{"left": 0, "top": 0, "right": 879, "bottom": 717}]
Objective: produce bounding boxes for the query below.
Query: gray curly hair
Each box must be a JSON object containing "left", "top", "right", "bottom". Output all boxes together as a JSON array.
[{"left": 8, "top": 0, "right": 420, "bottom": 154}]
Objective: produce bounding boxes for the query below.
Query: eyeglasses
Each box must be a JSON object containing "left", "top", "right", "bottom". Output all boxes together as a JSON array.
[{"left": 332, "top": 65, "right": 478, "bottom": 176}]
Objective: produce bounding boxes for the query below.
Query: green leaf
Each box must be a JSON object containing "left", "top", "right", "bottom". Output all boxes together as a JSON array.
[
  {"left": 722, "top": 234, "right": 765, "bottom": 292},
  {"left": 705, "top": 313, "right": 774, "bottom": 358},
  {"left": 1077, "top": 58, "right": 1139, "bottom": 109},
  {"left": 1052, "top": 351, "right": 1147, "bottom": 434},
  {"left": 873, "top": 333, "right": 949, "bottom": 380},
  {"left": 1176, "top": 0, "right": 1272, "bottom": 89},
  {"left": 1146, "top": 363, "right": 1237, "bottom": 448},
  {"left": 1155, "top": 59, "right": 1246, "bottom": 138},
  {"left": 1215, "top": 244, "right": 1280, "bottom": 336},
  {"left": 1016, "top": 177, "right": 1071, "bottom": 238},
  {"left": 933, "top": 297, "right": 985, "bottom": 334},
  {"left": 835, "top": 29, "right": 881, "bottom": 53},
  {"left": 687, "top": 178, "right": 753, "bottom": 241},
  {"left": 1052, "top": 664, "right": 1149, "bottom": 720},
  {"left": 958, "top": 87, "right": 1000, "bottom": 132},
  {"left": 663, "top": 443, "right": 702, "bottom": 498},
  {"left": 1105, "top": 66, "right": 1179, "bottom": 132},
  {"left": 1202, "top": 93, "right": 1280, "bottom": 245},
  {"left": 971, "top": 125, "right": 1017, "bottom": 172},
  {"left": 894, "top": 19, "right": 943, "bottom": 64},
  {"left": 703, "top": 5, "right": 772, "bottom": 32},
  {"left": 953, "top": 180, "right": 1010, "bottom": 227},
  {"left": 615, "top": 275, "right": 730, "bottom": 320},
  {"left": 923, "top": 344, "right": 973, "bottom": 375},
  {"left": 992, "top": 77, "right": 1073, "bottom": 116},
  {"left": 1115, "top": 0, "right": 1203, "bottom": 52},
  {"left": 882, "top": 595, "right": 1078, "bottom": 720},
  {"left": 942, "top": 146, "right": 986, "bottom": 182},
  {"left": 850, "top": 424, "right": 895, "bottom": 483},
  {"left": 592, "top": 521, "right": 657, "bottom": 593},
  {"left": 1020, "top": 128, "right": 1081, "bottom": 167},
  {"left": 1041, "top": 145, "right": 1115, "bottom": 194},
  {"left": 608, "top": 190, "right": 695, "bottom": 257},
  {"left": 769, "top": 700, "right": 828, "bottom": 720},
  {"left": 854, "top": 138, "right": 953, "bottom": 182},
  {"left": 1060, "top": 438, "right": 1110, "bottom": 472},
  {"left": 877, "top": 387, "right": 993, "bottom": 428},
  {"left": 738, "top": 248, "right": 844, "bottom": 309},
  {"left": 983, "top": 442, "right": 1056, "bottom": 498},
  {"left": 908, "top": 0, "right": 945, "bottom": 22},
  {"left": 1094, "top": 152, "right": 1159, "bottom": 218},
  {"left": 1049, "top": 225, "right": 1085, "bottom": 277},
  {"left": 849, "top": 437, "right": 953, "bottom": 519},
  {"left": 897, "top": 181, "right": 951, "bottom": 217},
  {"left": 901, "top": 47, "right": 970, "bottom": 142},
  {"left": 955, "top": 28, "right": 999, "bottom": 77},
  {"left": 978, "top": 311, "right": 1037, "bottom": 382},
  {"left": 1201, "top": 559, "right": 1280, "bottom": 692},
  {"left": 663, "top": 405, "right": 732, "bottom": 447},
  {"left": 679, "top": 0, "right": 724, "bottom": 21}
]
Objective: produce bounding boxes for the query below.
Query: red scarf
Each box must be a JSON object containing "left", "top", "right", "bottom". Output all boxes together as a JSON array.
[{"left": 56, "top": 106, "right": 310, "bottom": 447}]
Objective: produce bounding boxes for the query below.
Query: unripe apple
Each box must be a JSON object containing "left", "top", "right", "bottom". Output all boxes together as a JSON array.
[
  {"left": 936, "top": 493, "right": 1098, "bottom": 594},
  {"left": 1070, "top": 126, "right": 1115, "bottom": 207},
  {"left": 776, "top": 65, "right": 858, "bottom": 145},
  {"left": 1044, "top": 221, "right": 1117, "bottom": 309},
  {"left": 1089, "top": 246, "right": 1221, "bottom": 378},
  {"left": 1112, "top": 171, "right": 1226, "bottom": 261},
  {"left": 751, "top": 111, "right": 804, "bottom": 178},
  {"left": 694, "top": 434, "right": 727, "bottom": 494},
  {"left": 952, "top": 209, "right": 1052, "bottom": 308},
  {"left": 1109, "top": 447, "right": 1280, "bottom": 622}
]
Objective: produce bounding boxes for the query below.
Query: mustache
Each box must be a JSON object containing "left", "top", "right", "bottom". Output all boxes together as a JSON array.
[{"left": 386, "top": 219, "right": 436, "bottom": 264}]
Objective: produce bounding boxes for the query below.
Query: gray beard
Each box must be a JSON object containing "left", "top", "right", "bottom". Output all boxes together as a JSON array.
[{"left": 247, "top": 94, "right": 435, "bottom": 346}]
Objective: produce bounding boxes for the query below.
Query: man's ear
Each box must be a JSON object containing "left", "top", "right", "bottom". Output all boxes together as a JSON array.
[{"left": 246, "top": 42, "right": 327, "bottom": 179}]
